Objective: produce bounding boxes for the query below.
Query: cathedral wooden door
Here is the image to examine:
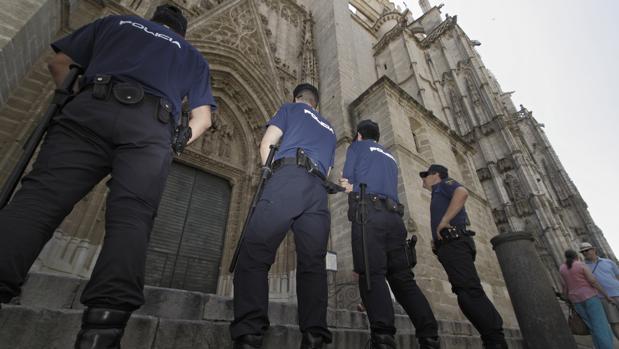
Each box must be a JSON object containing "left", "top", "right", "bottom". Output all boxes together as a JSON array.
[{"left": 144, "top": 161, "right": 231, "bottom": 293}]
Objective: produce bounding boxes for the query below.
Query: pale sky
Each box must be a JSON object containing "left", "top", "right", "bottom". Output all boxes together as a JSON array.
[{"left": 401, "top": 0, "right": 619, "bottom": 255}]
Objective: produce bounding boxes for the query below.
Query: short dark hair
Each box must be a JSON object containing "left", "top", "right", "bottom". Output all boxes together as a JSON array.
[
  {"left": 151, "top": 4, "right": 187, "bottom": 37},
  {"left": 356, "top": 119, "right": 380, "bottom": 141},
  {"left": 293, "top": 83, "right": 319, "bottom": 105},
  {"left": 294, "top": 89, "right": 318, "bottom": 107}
]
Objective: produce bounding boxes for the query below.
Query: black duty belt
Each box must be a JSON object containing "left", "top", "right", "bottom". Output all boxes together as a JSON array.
[
  {"left": 348, "top": 192, "right": 404, "bottom": 216},
  {"left": 272, "top": 157, "right": 327, "bottom": 181},
  {"left": 272, "top": 149, "right": 327, "bottom": 181},
  {"left": 81, "top": 74, "right": 173, "bottom": 124},
  {"left": 435, "top": 226, "right": 476, "bottom": 249}
]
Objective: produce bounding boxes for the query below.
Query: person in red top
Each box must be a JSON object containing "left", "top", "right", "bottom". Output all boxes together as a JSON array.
[{"left": 559, "top": 249, "right": 615, "bottom": 349}]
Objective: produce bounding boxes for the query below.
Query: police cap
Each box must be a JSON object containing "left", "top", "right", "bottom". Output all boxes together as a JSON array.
[
  {"left": 152, "top": 4, "right": 188, "bottom": 37},
  {"left": 292, "top": 83, "right": 319, "bottom": 103},
  {"left": 419, "top": 164, "right": 448, "bottom": 178},
  {"left": 355, "top": 119, "right": 380, "bottom": 142}
]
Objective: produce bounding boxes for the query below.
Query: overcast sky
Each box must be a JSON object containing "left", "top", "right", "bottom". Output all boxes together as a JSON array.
[{"left": 400, "top": 0, "right": 619, "bottom": 255}]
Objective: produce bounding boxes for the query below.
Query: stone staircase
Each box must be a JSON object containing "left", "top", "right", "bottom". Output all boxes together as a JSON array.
[{"left": 0, "top": 272, "right": 525, "bottom": 348}]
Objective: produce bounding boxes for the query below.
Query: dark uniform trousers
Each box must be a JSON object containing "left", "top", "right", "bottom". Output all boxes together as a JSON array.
[
  {"left": 351, "top": 204, "right": 438, "bottom": 339},
  {"left": 0, "top": 90, "right": 174, "bottom": 310},
  {"left": 230, "top": 164, "right": 333, "bottom": 343},
  {"left": 436, "top": 236, "right": 506, "bottom": 345}
]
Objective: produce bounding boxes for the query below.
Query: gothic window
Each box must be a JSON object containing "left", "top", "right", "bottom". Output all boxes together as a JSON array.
[
  {"left": 409, "top": 117, "right": 432, "bottom": 160},
  {"left": 453, "top": 149, "right": 474, "bottom": 187},
  {"left": 464, "top": 74, "right": 493, "bottom": 124},
  {"left": 449, "top": 88, "right": 471, "bottom": 135}
]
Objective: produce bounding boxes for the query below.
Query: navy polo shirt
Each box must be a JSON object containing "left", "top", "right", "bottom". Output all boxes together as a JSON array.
[
  {"left": 430, "top": 178, "right": 468, "bottom": 239},
  {"left": 51, "top": 15, "right": 217, "bottom": 121},
  {"left": 342, "top": 140, "right": 399, "bottom": 202},
  {"left": 268, "top": 103, "right": 336, "bottom": 176}
]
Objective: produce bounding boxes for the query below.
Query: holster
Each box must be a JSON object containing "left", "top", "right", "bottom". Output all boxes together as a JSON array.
[
  {"left": 405, "top": 235, "right": 418, "bottom": 268},
  {"left": 435, "top": 227, "right": 476, "bottom": 248},
  {"left": 347, "top": 192, "right": 404, "bottom": 221}
]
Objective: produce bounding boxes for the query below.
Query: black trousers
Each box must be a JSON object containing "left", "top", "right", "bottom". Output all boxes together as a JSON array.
[
  {"left": 230, "top": 164, "right": 332, "bottom": 343},
  {"left": 436, "top": 236, "right": 506, "bottom": 345},
  {"left": 351, "top": 205, "right": 438, "bottom": 339},
  {"left": 0, "top": 91, "right": 174, "bottom": 311}
]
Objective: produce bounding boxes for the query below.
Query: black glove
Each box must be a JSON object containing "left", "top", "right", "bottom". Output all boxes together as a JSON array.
[{"left": 172, "top": 126, "right": 192, "bottom": 155}]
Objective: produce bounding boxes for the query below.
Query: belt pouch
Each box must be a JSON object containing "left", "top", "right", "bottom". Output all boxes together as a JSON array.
[
  {"left": 112, "top": 82, "right": 144, "bottom": 105},
  {"left": 92, "top": 75, "right": 111, "bottom": 100}
]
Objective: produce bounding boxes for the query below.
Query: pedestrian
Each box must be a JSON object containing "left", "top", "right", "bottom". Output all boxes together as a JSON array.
[
  {"left": 230, "top": 83, "right": 336, "bottom": 349},
  {"left": 0, "top": 5, "right": 216, "bottom": 348},
  {"left": 340, "top": 120, "right": 440, "bottom": 349},
  {"left": 420, "top": 164, "right": 507, "bottom": 348},
  {"left": 578, "top": 242, "right": 619, "bottom": 342}
]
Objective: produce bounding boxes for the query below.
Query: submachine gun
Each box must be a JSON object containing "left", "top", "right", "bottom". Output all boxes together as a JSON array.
[
  {"left": 356, "top": 183, "right": 372, "bottom": 291},
  {"left": 228, "top": 144, "right": 278, "bottom": 273},
  {"left": 0, "top": 64, "right": 84, "bottom": 209}
]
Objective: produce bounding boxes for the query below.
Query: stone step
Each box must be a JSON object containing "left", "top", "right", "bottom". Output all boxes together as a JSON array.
[
  {"left": 0, "top": 305, "right": 526, "bottom": 349},
  {"left": 0, "top": 272, "right": 526, "bottom": 348}
]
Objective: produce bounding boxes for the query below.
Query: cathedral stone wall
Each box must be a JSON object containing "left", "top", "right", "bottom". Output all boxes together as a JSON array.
[{"left": 0, "top": 0, "right": 613, "bottom": 341}]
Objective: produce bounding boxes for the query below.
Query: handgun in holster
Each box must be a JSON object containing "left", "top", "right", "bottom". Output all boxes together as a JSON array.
[
  {"left": 172, "top": 109, "right": 192, "bottom": 155},
  {"left": 405, "top": 235, "right": 418, "bottom": 268}
]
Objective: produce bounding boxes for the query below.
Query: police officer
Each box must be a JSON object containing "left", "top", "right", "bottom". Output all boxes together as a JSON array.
[
  {"left": 419, "top": 164, "right": 508, "bottom": 349},
  {"left": 0, "top": 5, "right": 216, "bottom": 348},
  {"left": 230, "top": 84, "right": 336, "bottom": 349},
  {"left": 340, "top": 120, "right": 440, "bottom": 349}
]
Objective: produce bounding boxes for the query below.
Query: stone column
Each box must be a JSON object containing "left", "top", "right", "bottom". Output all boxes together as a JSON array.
[{"left": 491, "top": 232, "right": 576, "bottom": 349}]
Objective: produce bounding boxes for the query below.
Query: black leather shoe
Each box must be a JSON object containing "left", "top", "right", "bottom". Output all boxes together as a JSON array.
[
  {"left": 371, "top": 333, "right": 396, "bottom": 349},
  {"left": 300, "top": 332, "right": 325, "bottom": 349},
  {"left": 74, "top": 308, "right": 132, "bottom": 349},
  {"left": 233, "top": 334, "right": 263, "bottom": 349},
  {"left": 418, "top": 336, "right": 441, "bottom": 349}
]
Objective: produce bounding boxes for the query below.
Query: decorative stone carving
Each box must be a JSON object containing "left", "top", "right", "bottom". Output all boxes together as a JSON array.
[
  {"left": 420, "top": 15, "right": 457, "bottom": 48},
  {"left": 449, "top": 88, "right": 470, "bottom": 135},
  {"left": 492, "top": 208, "right": 508, "bottom": 224},
  {"left": 504, "top": 173, "right": 526, "bottom": 201},
  {"left": 190, "top": 0, "right": 271, "bottom": 76},
  {"left": 476, "top": 167, "right": 492, "bottom": 182},
  {"left": 497, "top": 157, "right": 514, "bottom": 173},
  {"left": 259, "top": 0, "right": 304, "bottom": 27},
  {"left": 480, "top": 122, "right": 495, "bottom": 135}
]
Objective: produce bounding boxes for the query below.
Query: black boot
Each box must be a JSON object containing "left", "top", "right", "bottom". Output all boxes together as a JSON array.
[
  {"left": 233, "top": 334, "right": 263, "bottom": 349},
  {"left": 418, "top": 336, "right": 440, "bottom": 349},
  {"left": 74, "top": 308, "right": 131, "bottom": 349},
  {"left": 371, "top": 333, "right": 396, "bottom": 349},
  {"left": 300, "top": 332, "right": 325, "bottom": 349}
]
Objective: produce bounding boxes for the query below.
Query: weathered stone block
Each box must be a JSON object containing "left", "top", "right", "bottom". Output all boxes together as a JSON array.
[
  {"left": 19, "top": 272, "right": 81, "bottom": 309},
  {"left": 137, "top": 286, "right": 206, "bottom": 320}
]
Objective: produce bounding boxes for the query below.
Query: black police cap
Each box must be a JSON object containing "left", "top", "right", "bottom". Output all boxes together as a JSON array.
[
  {"left": 292, "top": 83, "right": 319, "bottom": 103},
  {"left": 419, "top": 164, "right": 448, "bottom": 178},
  {"left": 152, "top": 4, "right": 188, "bottom": 37},
  {"left": 355, "top": 119, "right": 380, "bottom": 142}
]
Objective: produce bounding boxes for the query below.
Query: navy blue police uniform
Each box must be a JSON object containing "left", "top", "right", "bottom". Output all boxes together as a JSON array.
[
  {"left": 0, "top": 7, "right": 216, "bottom": 346},
  {"left": 426, "top": 169, "right": 507, "bottom": 348},
  {"left": 230, "top": 100, "right": 336, "bottom": 348},
  {"left": 343, "top": 126, "right": 439, "bottom": 348}
]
